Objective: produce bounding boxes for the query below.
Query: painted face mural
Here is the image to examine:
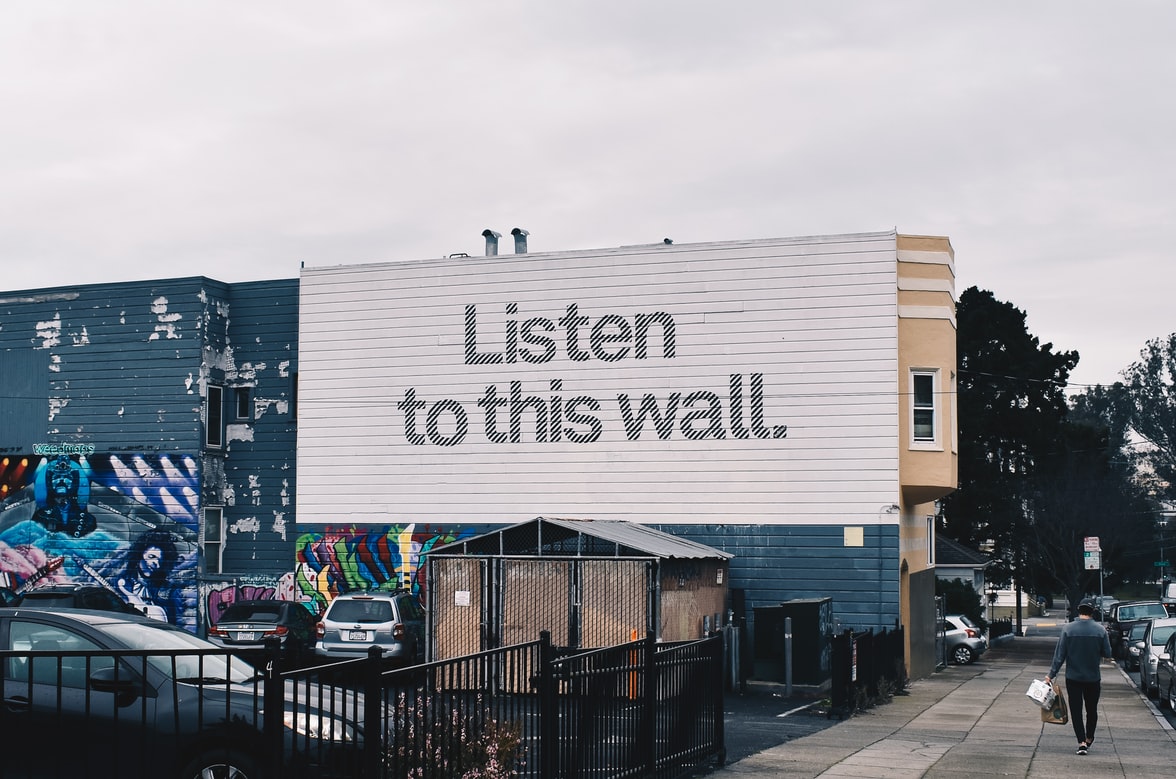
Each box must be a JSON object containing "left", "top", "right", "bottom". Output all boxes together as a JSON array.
[{"left": 0, "top": 453, "right": 199, "bottom": 632}]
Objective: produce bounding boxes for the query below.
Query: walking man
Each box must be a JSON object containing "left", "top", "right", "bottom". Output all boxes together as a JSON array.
[{"left": 1044, "top": 598, "right": 1112, "bottom": 755}]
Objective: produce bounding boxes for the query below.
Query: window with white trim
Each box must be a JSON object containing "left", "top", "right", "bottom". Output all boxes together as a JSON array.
[
  {"left": 911, "top": 370, "right": 937, "bottom": 444},
  {"left": 204, "top": 507, "right": 224, "bottom": 574},
  {"left": 235, "top": 387, "right": 251, "bottom": 420},
  {"left": 206, "top": 385, "right": 224, "bottom": 448}
]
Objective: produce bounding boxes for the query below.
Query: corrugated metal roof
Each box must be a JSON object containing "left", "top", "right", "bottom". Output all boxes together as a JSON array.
[{"left": 429, "top": 516, "right": 733, "bottom": 560}]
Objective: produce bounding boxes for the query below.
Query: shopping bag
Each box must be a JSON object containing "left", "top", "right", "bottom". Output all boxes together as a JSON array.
[
  {"left": 1040, "top": 681, "right": 1068, "bottom": 725},
  {"left": 1025, "top": 678, "right": 1055, "bottom": 709}
]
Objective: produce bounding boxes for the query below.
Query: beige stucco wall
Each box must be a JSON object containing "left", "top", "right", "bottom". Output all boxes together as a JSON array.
[{"left": 895, "top": 233, "right": 958, "bottom": 677}]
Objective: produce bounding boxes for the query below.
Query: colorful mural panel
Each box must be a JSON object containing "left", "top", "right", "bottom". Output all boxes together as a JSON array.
[
  {"left": 0, "top": 453, "right": 200, "bottom": 632},
  {"left": 202, "top": 572, "right": 302, "bottom": 629},
  {"left": 294, "top": 525, "right": 476, "bottom": 613}
]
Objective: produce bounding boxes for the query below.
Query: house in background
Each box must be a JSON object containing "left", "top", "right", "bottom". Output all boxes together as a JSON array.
[{"left": 935, "top": 535, "right": 990, "bottom": 593}]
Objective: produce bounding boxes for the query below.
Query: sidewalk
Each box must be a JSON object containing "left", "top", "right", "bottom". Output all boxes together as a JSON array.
[{"left": 711, "top": 630, "right": 1175, "bottom": 778}]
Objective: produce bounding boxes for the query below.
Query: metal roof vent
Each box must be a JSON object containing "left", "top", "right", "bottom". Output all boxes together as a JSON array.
[
  {"left": 481, "top": 229, "right": 501, "bottom": 256},
  {"left": 511, "top": 227, "right": 529, "bottom": 254}
]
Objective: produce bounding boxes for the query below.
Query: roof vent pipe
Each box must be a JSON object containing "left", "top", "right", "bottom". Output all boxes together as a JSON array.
[
  {"left": 511, "top": 227, "right": 529, "bottom": 254},
  {"left": 482, "top": 229, "right": 501, "bottom": 256}
]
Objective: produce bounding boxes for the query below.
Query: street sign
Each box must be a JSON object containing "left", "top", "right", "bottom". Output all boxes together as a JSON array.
[
  {"left": 1155, "top": 561, "right": 1170, "bottom": 567},
  {"left": 1084, "top": 550, "right": 1101, "bottom": 570},
  {"left": 1083, "top": 536, "right": 1100, "bottom": 551}
]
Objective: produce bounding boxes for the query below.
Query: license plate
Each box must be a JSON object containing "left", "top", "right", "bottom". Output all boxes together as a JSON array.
[
  {"left": 237, "top": 632, "right": 256, "bottom": 642},
  {"left": 348, "top": 630, "right": 368, "bottom": 641}
]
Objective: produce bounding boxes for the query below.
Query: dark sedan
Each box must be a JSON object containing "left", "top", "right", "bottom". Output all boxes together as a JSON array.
[
  {"left": 0, "top": 607, "right": 360, "bottom": 779},
  {"left": 206, "top": 599, "right": 319, "bottom": 658}
]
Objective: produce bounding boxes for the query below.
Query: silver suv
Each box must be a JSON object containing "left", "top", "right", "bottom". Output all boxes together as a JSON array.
[{"left": 314, "top": 590, "right": 426, "bottom": 666}]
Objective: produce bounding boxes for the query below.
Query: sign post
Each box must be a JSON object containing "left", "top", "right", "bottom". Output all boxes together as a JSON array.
[{"left": 1084, "top": 537, "right": 1103, "bottom": 609}]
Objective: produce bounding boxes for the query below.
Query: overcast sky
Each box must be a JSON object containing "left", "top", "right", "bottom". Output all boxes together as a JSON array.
[{"left": 3, "top": 1, "right": 1172, "bottom": 391}]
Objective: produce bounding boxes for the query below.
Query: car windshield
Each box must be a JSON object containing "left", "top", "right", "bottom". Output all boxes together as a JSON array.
[
  {"left": 102, "top": 621, "right": 258, "bottom": 683},
  {"left": 1121, "top": 604, "right": 1168, "bottom": 620},
  {"left": 1151, "top": 625, "right": 1176, "bottom": 647},
  {"left": 220, "top": 603, "right": 283, "bottom": 622},
  {"left": 956, "top": 616, "right": 978, "bottom": 629}
]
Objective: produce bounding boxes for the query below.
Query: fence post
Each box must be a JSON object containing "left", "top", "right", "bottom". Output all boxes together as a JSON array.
[
  {"left": 538, "top": 630, "right": 557, "bottom": 779},
  {"left": 642, "top": 630, "right": 657, "bottom": 776},
  {"left": 263, "top": 654, "right": 284, "bottom": 773},
  {"left": 712, "top": 634, "right": 727, "bottom": 767},
  {"left": 363, "top": 646, "right": 383, "bottom": 779}
]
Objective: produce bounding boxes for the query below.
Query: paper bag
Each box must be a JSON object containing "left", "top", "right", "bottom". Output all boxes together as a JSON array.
[
  {"left": 1040, "top": 681, "right": 1068, "bottom": 725},
  {"left": 1025, "top": 678, "right": 1055, "bottom": 709}
]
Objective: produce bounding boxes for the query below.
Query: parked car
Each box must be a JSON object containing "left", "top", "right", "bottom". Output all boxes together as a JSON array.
[
  {"left": 1155, "top": 631, "right": 1176, "bottom": 710},
  {"left": 1124, "top": 620, "right": 1150, "bottom": 671},
  {"left": 206, "top": 599, "right": 319, "bottom": 657},
  {"left": 0, "top": 607, "right": 359, "bottom": 778},
  {"left": 315, "top": 589, "right": 426, "bottom": 666},
  {"left": 943, "top": 614, "right": 987, "bottom": 665},
  {"left": 15, "top": 584, "right": 147, "bottom": 617},
  {"left": 1107, "top": 600, "right": 1169, "bottom": 660},
  {"left": 1138, "top": 616, "right": 1176, "bottom": 699}
]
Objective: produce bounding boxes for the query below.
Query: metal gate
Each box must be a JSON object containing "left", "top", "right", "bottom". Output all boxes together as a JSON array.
[{"left": 430, "top": 556, "right": 655, "bottom": 660}]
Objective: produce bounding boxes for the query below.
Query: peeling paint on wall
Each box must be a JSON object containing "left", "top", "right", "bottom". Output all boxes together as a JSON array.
[
  {"left": 254, "top": 398, "right": 288, "bottom": 418},
  {"left": 226, "top": 423, "right": 254, "bottom": 443},
  {"left": 35, "top": 314, "right": 61, "bottom": 348},
  {"left": 229, "top": 516, "right": 262, "bottom": 534},
  {"left": 149, "top": 297, "right": 183, "bottom": 341}
]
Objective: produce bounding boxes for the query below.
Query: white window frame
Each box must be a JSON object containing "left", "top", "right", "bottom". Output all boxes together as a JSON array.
[
  {"left": 203, "top": 507, "right": 224, "bottom": 575},
  {"left": 910, "top": 369, "right": 939, "bottom": 448}
]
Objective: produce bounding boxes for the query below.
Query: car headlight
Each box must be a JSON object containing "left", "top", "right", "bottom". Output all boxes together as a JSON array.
[{"left": 283, "top": 711, "right": 356, "bottom": 743}]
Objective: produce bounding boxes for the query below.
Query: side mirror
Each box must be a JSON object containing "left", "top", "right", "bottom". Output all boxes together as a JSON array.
[{"left": 89, "top": 666, "right": 142, "bottom": 707}]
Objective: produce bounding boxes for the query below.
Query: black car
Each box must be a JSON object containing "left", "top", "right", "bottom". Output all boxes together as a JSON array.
[
  {"left": 207, "top": 599, "right": 319, "bottom": 657},
  {"left": 16, "top": 584, "right": 146, "bottom": 617},
  {"left": 0, "top": 607, "right": 361, "bottom": 779},
  {"left": 1108, "top": 600, "right": 1170, "bottom": 660}
]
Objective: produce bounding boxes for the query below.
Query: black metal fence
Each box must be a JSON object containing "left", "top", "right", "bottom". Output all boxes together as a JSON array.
[
  {"left": 1, "top": 630, "right": 724, "bottom": 779},
  {"left": 828, "top": 626, "right": 907, "bottom": 719}
]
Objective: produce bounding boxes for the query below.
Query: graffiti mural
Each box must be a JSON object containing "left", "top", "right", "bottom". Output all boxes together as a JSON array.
[
  {"left": 0, "top": 452, "right": 200, "bottom": 632},
  {"left": 202, "top": 572, "right": 303, "bottom": 629},
  {"left": 295, "top": 525, "right": 476, "bottom": 613}
]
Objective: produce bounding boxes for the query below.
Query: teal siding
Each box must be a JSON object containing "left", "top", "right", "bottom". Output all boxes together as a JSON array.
[{"left": 655, "top": 523, "right": 901, "bottom": 633}]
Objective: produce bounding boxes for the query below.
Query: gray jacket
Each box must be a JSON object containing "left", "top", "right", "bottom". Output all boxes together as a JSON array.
[{"left": 1049, "top": 617, "right": 1112, "bottom": 682}]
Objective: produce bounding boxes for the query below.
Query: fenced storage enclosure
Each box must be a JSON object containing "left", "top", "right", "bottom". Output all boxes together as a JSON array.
[{"left": 427, "top": 517, "right": 732, "bottom": 660}]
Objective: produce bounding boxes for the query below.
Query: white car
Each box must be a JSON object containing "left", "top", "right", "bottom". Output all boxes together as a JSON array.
[
  {"left": 1138, "top": 616, "right": 1176, "bottom": 699},
  {"left": 943, "top": 614, "right": 988, "bottom": 665}
]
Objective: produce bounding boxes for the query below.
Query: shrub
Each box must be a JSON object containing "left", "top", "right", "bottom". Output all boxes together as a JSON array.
[{"left": 386, "top": 692, "right": 525, "bottom": 779}]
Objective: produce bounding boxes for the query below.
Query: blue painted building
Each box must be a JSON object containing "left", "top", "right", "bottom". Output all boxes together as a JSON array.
[{"left": 0, "top": 277, "right": 299, "bottom": 632}]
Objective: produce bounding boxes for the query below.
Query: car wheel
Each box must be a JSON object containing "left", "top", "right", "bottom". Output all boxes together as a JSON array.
[
  {"left": 1167, "top": 681, "right": 1176, "bottom": 711},
  {"left": 180, "top": 750, "right": 260, "bottom": 779},
  {"left": 951, "top": 644, "right": 975, "bottom": 665}
]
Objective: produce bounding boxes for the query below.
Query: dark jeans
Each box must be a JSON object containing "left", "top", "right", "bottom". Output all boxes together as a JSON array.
[{"left": 1065, "top": 678, "right": 1101, "bottom": 743}]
